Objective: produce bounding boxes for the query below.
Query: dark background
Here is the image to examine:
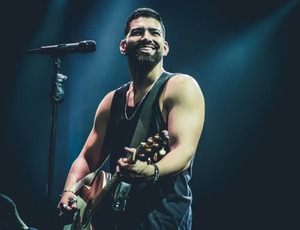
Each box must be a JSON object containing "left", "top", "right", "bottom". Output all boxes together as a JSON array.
[{"left": 0, "top": 0, "right": 299, "bottom": 229}]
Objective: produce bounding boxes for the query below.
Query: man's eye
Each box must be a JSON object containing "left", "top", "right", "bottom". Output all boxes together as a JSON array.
[{"left": 131, "top": 31, "right": 142, "bottom": 36}]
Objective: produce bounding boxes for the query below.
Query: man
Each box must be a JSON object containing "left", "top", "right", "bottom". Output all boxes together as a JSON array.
[{"left": 58, "top": 7, "right": 205, "bottom": 229}]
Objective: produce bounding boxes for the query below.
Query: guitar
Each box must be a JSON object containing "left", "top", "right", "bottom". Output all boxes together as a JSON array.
[{"left": 62, "top": 130, "right": 169, "bottom": 230}]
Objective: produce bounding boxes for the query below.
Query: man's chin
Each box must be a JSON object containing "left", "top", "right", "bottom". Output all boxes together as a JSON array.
[
  {"left": 137, "top": 53, "right": 162, "bottom": 62},
  {"left": 127, "top": 51, "right": 162, "bottom": 68}
]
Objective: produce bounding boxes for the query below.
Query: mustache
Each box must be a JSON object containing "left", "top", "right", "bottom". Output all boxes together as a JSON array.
[{"left": 134, "top": 40, "right": 159, "bottom": 50}]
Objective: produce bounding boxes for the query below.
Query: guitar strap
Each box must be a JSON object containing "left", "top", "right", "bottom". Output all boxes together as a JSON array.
[
  {"left": 112, "top": 71, "right": 175, "bottom": 212},
  {"left": 130, "top": 71, "right": 175, "bottom": 147}
]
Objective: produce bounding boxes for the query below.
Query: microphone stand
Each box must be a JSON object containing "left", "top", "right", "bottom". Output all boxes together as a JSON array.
[{"left": 46, "top": 56, "right": 67, "bottom": 225}]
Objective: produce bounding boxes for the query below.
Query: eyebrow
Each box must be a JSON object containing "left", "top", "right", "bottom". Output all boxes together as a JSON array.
[{"left": 131, "top": 27, "right": 162, "bottom": 34}]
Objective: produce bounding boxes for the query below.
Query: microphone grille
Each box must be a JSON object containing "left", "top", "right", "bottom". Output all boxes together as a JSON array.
[{"left": 78, "top": 40, "right": 96, "bottom": 53}]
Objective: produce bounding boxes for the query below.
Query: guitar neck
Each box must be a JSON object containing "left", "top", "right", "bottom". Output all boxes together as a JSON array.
[
  {"left": 87, "top": 152, "right": 137, "bottom": 216},
  {"left": 90, "top": 173, "right": 120, "bottom": 213}
]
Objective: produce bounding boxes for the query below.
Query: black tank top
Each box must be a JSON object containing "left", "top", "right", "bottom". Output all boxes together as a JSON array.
[
  {"left": 107, "top": 80, "right": 168, "bottom": 172},
  {"left": 105, "top": 74, "right": 193, "bottom": 230}
]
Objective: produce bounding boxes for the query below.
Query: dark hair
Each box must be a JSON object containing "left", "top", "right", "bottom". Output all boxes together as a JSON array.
[{"left": 124, "top": 8, "right": 166, "bottom": 38}]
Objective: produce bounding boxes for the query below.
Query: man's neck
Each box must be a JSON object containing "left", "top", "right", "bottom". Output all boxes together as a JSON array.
[{"left": 129, "top": 63, "right": 164, "bottom": 93}]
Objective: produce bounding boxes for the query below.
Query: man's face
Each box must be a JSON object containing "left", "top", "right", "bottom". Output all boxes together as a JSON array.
[{"left": 122, "top": 17, "right": 168, "bottom": 67}]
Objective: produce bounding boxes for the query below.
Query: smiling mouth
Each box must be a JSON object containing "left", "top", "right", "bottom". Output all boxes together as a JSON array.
[
  {"left": 137, "top": 46, "right": 156, "bottom": 53},
  {"left": 139, "top": 47, "right": 153, "bottom": 51}
]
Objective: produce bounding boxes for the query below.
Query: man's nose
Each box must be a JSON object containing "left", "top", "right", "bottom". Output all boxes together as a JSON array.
[{"left": 141, "top": 30, "right": 152, "bottom": 41}]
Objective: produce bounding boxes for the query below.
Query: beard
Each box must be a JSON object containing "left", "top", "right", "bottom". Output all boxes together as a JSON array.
[{"left": 126, "top": 42, "right": 163, "bottom": 70}]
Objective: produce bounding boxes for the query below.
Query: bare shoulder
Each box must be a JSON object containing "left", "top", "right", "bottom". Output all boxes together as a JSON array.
[
  {"left": 95, "top": 90, "right": 116, "bottom": 117},
  {"left": 164, "top": 73, "right": 204, "bottom": 103},
  {"left": 102, "top": 90, "right": 116, "bottom": 106},
  {"left": 169, "top": 73, "right": 198, "bottom": 83}
]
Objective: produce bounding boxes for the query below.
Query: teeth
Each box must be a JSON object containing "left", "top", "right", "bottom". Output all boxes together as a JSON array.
[{"left": 139, "top": 46, "right": 154, "bottom": 51}]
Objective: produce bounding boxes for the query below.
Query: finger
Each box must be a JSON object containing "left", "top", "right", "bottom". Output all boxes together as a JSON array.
[
  {"left": 124, "top": 147, "right": 136, "bottom": 154},
  {"left": 69, "top": 196, "right": 77, "bottom": 204},
  {"left": 60, "top": 203, "right": 68, "bottom": 211},
  {"left": 69, "top": 196, "right": 77, "bottom": 207},
  {"left": 118, "top": 158, "right": 130, "bottom": 167},
  {"left": 60, "top": 202, "right": 72, "bottom": 212},
  {"left": 124, "top": 147, "right": 137, "bottom": 162},
  {"left": 70, "top": 202, "right": 78, "bottom": 210},
  {"left": 117, "top": 157, "right": 127, "bottom": 165}
]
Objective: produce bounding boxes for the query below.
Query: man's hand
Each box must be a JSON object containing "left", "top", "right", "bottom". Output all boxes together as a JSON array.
[
  {"left": 57, "top": 190, "right": 78, "bottom": 216},
  {"left": 116, "top": 147, "right": 155, "bottom": 181}
]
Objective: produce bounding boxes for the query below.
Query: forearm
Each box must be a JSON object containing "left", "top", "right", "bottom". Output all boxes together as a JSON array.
[
  {"left": 122, "top": 142, "right": 197, "bottom": 182},
  {"left": 155, "top": 143, "right": 196, "bottom": 177},
  {"left": 63, "top": 156, "right": 91, "bottom": 191}
]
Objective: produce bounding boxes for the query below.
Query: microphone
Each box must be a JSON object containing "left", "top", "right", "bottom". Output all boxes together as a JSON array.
[{"left": 27, "top": 40, "right": 96, "bottom": 56}]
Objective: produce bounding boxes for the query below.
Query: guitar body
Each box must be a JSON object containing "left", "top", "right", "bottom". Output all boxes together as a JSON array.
[
  {"left": 63, "top": 196, "right": 90, "bottom": 230},
  {"left": 63, "top": 171, "right": 112, "bottom": 230},
  {"left": 62, "top": 130, "right": 169, "bottom": 230}
]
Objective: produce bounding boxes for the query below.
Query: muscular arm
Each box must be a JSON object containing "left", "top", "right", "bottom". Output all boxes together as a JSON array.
[
  {"left": 57, "top": 91, "right": 114, "bottom": 211},
  {"left": 117, "top": 74, "right": 204, "bottom": 180},
  {"left": 64, "top": 91, "right": 114, "bottom": 189},
  {"left": 156, "top": 74, "right": 205, "bottom": 176}
]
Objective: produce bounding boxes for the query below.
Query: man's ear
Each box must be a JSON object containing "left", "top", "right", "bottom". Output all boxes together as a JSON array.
[
  {"left": 120, "top": 39, "right": 127, "bottom": 55},
  {"left": 163, "top": 41, "right": 169, "bottom": 56}
]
